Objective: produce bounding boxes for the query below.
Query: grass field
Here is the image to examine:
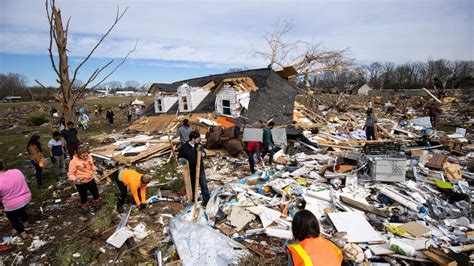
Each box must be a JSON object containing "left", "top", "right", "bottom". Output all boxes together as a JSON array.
[{"left": 0, "top": 95, "right": 153, "bottom": 174}]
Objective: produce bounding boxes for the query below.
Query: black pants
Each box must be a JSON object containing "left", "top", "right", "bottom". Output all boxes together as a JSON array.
[
  {"left": 190, "top": 167, "right": 210, "bottom": 205},
  {"left": 366, "top": 126, "right": 376, "bottom": 140},
  {"left": 261, "top": 145, "right": 274, "bottom": 165},
  {"left": 245, "top": 150, "right": 256, "bottom": 174},
  {"left": 113, "top": 172, "right": 140, "bottom": 208},
  {"left": 5, "top": 205, "right": 28, "bottom": 233},
  {"left": 75, "top": 179, "right": 100, "bottom": 204},
  {"left": 31, "top": 160, "right": 43, "bottom": 186},
  {"left": 430, "top": 114, "right": 437, "bottom": 128}
]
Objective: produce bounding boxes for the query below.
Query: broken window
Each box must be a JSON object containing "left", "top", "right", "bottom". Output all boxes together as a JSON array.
[
  {"left": 157, "top": 99, "right": 163, "bottom": 112},
  {"left": 222, "top": 99, "right": 231, "bottom": 115},
  {"left": 182, "top": 96, "right": 189, "bottom": 111}
]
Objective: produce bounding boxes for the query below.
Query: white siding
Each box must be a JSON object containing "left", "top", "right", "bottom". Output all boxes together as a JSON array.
[
  {"left": 177, "top": 84, "right": 191, "bottom": 112},
  {"left": 163, "top": 96, "right": 178, "bottom": 112},
  {"left": 216, "top": 84, "right": 237, "bottom": 115},
  {"left": 215, "top": 84, "right": 251, "bottom": 117},
  {"left": 190, "top": 90, "right": 210, "bottom": 111}
]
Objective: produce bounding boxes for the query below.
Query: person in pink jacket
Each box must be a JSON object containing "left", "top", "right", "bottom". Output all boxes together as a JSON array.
[
  {"left": 0, "top": 160, "right": 31, "bottom": 239},
  {"left": 68, "top": 146, "right": 101, "bottom": 211}
]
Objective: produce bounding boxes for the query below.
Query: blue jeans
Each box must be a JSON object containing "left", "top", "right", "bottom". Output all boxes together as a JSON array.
[
  {"left": 245, "top": 150, "right": 256, "bottom": 174},
  {"left": 31, "top": 160, "right": 43, "bottom": 186}
]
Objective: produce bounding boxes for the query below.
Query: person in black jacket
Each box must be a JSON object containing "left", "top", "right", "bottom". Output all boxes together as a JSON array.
[{"left": 178, "top": 131, "right": 210, "bottom": 206}]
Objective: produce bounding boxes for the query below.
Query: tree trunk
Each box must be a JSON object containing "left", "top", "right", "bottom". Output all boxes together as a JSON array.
[{"left": 53, "top": 6, "right": 75, "bottom": 121}]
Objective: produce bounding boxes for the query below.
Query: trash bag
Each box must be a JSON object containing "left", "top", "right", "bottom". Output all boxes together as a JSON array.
[
  {"left": 224, "top": 139, "right": 243, "bottom": 156},
  {"left": 206, "top": 126, "right": 222, "bottom": 149}
]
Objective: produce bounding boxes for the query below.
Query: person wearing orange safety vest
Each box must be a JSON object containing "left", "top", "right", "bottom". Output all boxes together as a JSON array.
[{"left": 288, "top": 210, "right": 343, "bottom": 266}]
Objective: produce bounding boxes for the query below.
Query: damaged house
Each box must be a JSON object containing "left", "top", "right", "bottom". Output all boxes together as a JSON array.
[{"left": 147, "top": 68, "right": 298, "bottom": 125}]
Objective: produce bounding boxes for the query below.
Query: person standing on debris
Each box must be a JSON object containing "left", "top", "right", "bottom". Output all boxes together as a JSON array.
[
  {"left": 48, "top": 131, "right": 67, "bottom": 180},
  {"left": 61, "top": 121, "right": 81, "bottom": 159},
  {"left": 364, "top": 108, "right": 376, "bottom": 140},
  {"left": 68, "top": 146, "right": 101, "bottom": 211},
  {"left": 27, "top": 135, "right": 46, "bottom": 187},
  {"left": 245, "top": 141, "right": 261, "bottom": 174},
  {"left": 288, "top": 210, "right": 343, "bottom": 266},
  {"left": 178, "top": 131, "right": 210, "bottom": 206},
  {"left": 59, "top": 113, "right": 66, "bottom": 130},
  {"left": 108, "top": 169, "right": 152, "bottom": 213},
  {"left": 0, "top": 161, "right": 31, "bottom": 239},
  {"left": 261, "top": 121, "right": 275, "bottom": 165},
  {"left": 106, "top": 108, "right": 115, "bottom": 125},
  {"left": 425, "top": 102, "right": 441, "bottom": 128},
  {"left": 174, "top": 119, "right": 193, "bottom": 144},
  {"left": 127, "top": 107, "right": 133, "bottom": 123}
]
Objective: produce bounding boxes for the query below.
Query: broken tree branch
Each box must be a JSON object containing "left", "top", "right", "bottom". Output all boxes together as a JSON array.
[{"left": 68, "top": 5, "right": 129, "bottom": 92}]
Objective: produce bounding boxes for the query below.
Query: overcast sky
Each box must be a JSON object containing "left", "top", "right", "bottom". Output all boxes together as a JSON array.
[{"left": 0, "top": 0, "right": 472, "bottom": 86}]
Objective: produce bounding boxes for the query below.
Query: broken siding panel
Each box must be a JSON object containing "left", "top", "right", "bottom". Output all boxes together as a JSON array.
[{"left": 190, "top": 90, "right": 210, "bottom": 111}]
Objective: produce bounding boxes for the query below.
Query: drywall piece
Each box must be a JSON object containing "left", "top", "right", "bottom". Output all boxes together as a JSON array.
[
  {"left": 399, "top": 222, "right": 431, "bottom": 238},
  {"left": 265, "top": 227, "right": 292, "bottom": 240},
  {"left": 289, "top": 166, "right": 312, "bottom": 178},
  {"left": 106, "top": 227, "right": 135, "bottom": 248},
  {"left": 229, "top": 207, "right": 256, "bottom": 231},
  {"left": 243, "top": 128, "right": 263, "bottom": 142},
  {"left": 411, "top": 117, "right": 432, "bottom": 128},
  {"left": 246, "top": 205, "right": 281, "bottom": 228},
  {"left": 328, "top": 211, "right": 383, "bottom": 243}
]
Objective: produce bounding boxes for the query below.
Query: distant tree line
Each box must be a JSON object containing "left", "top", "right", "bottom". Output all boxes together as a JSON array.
[{"left": 311, "top": 59, "right": 473, "bottom": 97}]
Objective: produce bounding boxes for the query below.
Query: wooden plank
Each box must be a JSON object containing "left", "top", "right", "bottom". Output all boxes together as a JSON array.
[
  {"left": 423, "top": 250, "right": 457, "bottom": 266},
  {"left": 182, "top": 162, "right": 193, "bottom": 202},
  {"left": 113, "top": 143, "right": 169, "bottom": 166},
  {"left": 340, "top": 196, "right": 389, "bottom": 217}
]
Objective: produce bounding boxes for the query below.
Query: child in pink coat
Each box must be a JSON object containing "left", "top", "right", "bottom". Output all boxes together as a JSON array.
[{"left": 0, "top": 160, "right": 31, "bottom": 238}]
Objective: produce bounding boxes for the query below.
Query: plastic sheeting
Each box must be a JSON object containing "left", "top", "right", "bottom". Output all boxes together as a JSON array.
[{"left": 169, "top": 216, "right": 250, "bottom": 266}]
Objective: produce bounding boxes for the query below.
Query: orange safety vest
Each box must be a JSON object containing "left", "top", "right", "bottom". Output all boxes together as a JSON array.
[{"left": 288, "top": 237, "right": 343, "bottom": 266}]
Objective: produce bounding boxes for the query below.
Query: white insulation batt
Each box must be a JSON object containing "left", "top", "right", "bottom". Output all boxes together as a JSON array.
[{"left": 169, "top": 218, "right": 250, "bottom": 266}]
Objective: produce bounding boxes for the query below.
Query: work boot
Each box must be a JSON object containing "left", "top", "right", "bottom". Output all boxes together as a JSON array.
[
  {"left": 91, "top": 198, "right": 102, "bottom": 210},
  {"left": 116, "top": 205, "right": 124, "bottom": 214}
]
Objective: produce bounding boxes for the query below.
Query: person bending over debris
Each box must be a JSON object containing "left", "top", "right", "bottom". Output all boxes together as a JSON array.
[
  {"left": 27, "top": 134, "right": 46, "bottom": 187},
  {"left": 245, "top": 141, "right": 261, "bottom": 174},
  {"left": 288, "top": 210, "right": 343, "bottom": 266},
  {"left": 178, "top": 131, "right": 210, "bottom": 206},
  {"left": 68, "top": 146, "right": 101, "bottom": 212},
  {"left": 48, "top": 131, "right": 67, "bottom": 180},
  {"left": 0, "top": 161, "right": 31, "bottom": 239},
  {"left": 364, "top": 108, "right": 376, "bottom": 141},
  {"left": 261, "top": 121, "right": 275, "bottom": 165},
  {"left": 109, "top": 169, "right": 151, "bottom": 213},
  {"left": 61, "top": 121, "right": 81, "bottom": 160},
  {"left": 174, "top": 119, "right": 192, "bottom": 144}
]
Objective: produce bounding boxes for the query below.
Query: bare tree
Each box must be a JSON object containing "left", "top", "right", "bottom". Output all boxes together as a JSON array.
[
  {"left": 124, "top": 80, "right": 140, "bottom": 90},
  {"left": 253, "top": 19, "right": 353, "bottom": 85},
  {"left": 37, "top": 0, "right": 136, "bottom": 122}
]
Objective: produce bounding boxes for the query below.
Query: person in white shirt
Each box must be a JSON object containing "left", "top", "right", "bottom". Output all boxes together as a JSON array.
[{"left": 48, "top": 131, "right": 66, "bottom": 180}]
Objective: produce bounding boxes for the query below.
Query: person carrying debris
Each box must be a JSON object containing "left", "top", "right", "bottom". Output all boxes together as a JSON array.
[
  {"left": 0, "top": 161, "right": 31, "bottom": 239},
  {"left": 245, "top": 141, "right": 261, "bottom": 174},
  {"left": 174, "top": 119, "right": 193, "bottom": 144},
  {"left": 364, "top": 108, "right": 376, "bottom": 140},
  {"left": 108, "top": 169, "right": 152, "bottom": 213},
  {"left": 27, "top": 134, "right": 46, "bottom": 187},
  {"left": 178, "top": 131, "right": 210, "bottom": 206},
  {"left": 261, "top": 121, "right": 275, "bottom": 165},
  {"left": 68, "top": 146, "right": 101, "bottom": 212},
  {"left": 106, "top": 108, "right": 115, "bottom": 125},
  {"left": 61, "top": 121, "right": 81, "bottom": 159},
  {"left": 425, "top": 102, "right": 441, "bottom": 128},
  {"left": 48, "top": 131, "right": 67, "bottom": 180},
  {"left": 288, "top": 210, "right": 343, "bottom": 266}
]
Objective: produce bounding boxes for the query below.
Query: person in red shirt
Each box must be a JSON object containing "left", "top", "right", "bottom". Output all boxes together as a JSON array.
[
  {"left": 245, "top": 141, "right": 261, "bottom": 174},
  {"left": 425, "top": 102, "right": 441, "bottom": 128},
  {"left": 288, "top": 210, "right": 343, "bottom": 266}
]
